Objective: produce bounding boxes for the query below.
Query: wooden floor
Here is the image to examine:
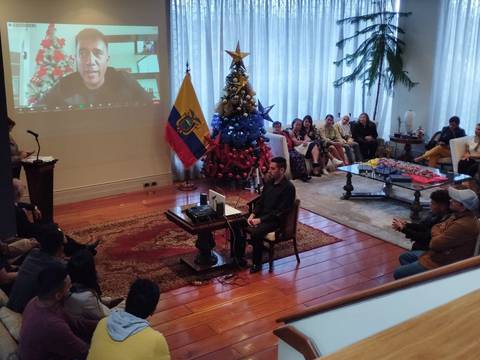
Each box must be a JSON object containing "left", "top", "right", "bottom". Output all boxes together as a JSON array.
[{"left": 55, "top": 182, "right": 404, "bottom": 360}]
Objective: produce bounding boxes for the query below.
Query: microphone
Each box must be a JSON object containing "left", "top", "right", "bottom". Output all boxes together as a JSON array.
[{"left": 26, "top": 130, "right": 41, "bottom": 163}]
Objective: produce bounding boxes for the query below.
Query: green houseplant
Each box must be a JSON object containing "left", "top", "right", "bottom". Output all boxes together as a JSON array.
[{"left": 334, "top": 1, "right": 417, "bottom": 121}]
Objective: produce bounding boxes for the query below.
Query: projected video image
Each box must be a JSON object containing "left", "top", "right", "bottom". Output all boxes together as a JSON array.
[{"left": 7, "top": 22, "right": 161, "bottom": 112}]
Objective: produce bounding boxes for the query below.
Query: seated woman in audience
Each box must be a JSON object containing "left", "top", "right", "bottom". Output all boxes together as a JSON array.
[
  {"left": 334, "top": 114, "right": 363, "bottom": 163},
  {"left": 64, "top": 250, "right": 114, "bottom": 320},
  {"left": 320, "top": 114, "right": 348, "bottom": 166},
  {"left": 352, "top": 112, "right": 378, "bottom": 160},
  {"left": 414, "top": 116, "right": 466, "bottom": 167},
  {"left": 272, "top": 121, "right": 310, "bottom": 181},
  {"left": 302, "top": 115, "right": 329, "bottom": 174},
  {"left": 457, "top": 123, "right": 480, "bottom": 176},
  {"left": 289, "top": 118, "right": 323, "bottom": 176}
]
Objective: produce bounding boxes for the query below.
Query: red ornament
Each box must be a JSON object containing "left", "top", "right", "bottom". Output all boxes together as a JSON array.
[
  {"left": 217, "top": 173, "right": 223, "bottom": 178},
  {"left": 235, "top": 174, "right": 241, "bottom": 179},
  {"left": 228, "top": 173, "right": 233, "bottom": 178},
  {"left": 37, "top": 66, "right": 47, "bottom": 77},
  {"left": 41, "top": 39, "right": 52, "bottom": 48},
  {"left": 35, "top": 50, "right": 45, "bottom": 64},
  {"left": 261, "top": 166, "right": 266, "bottom": 172},
  {"left": 53, "top": 50, "right": 65, "bottom": 62},
  {"left": 52, "top": 67, "right": 63, "bottom": 78},
  {"left": 57, "top": 38, "right": 65, "bottom": 47},
  {"left": 243, "top": 172, "right": 248, "bottom": 177}
]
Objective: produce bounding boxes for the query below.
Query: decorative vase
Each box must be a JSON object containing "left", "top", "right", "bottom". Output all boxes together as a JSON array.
[{"left": 404, "top": 110, "right": 415, "bottom": 134}]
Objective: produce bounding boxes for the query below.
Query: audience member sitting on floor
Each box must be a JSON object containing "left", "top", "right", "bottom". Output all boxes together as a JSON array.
[
  {"left": 13, "top": 178, "right": 98, "bottom": 257},
  {"left": 334, "top": 114, "right": 363, "bottom": 163},
  {"left": 19, "top": 263, "right": 98, "bottom": 360},
  {"left": 393, "top": 187, "right": 479, "bottom": 280},
  {"left": 302, "top": 115, "right": 329, "bottom": 175},
  {"left": 272, "top": 121, "right": 310, "bottom": 181},
  {"left": 87, "top": 278, "right": 170, "bottom": 360},
  {"left": 320, "top": 114, "right": 349, "bottom": 166},
  {"left": 351, "top": 112, "right": 378, "bottom": 160},
  {"left": 414, "top": 116, "right": 466, "bottom": 167},
  {"left": 7, "top": 224, "right": 66, "bottom": 313},
  {"left": 392, "top": 190, "right": 451, "bottom": 251},
  {"left": 65, "top": 250, "right": 122, "bottom": 320},
  {"left": 457, "top": 123, "right": 480, "bottom": 176},
  {"left": 289, "top": 118, "right": 323, "bottom": 176}
]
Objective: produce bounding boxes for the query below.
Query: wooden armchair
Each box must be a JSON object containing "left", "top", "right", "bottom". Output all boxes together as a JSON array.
[{"left": 247, "top": 198, "right": 301, "bottom": 272}]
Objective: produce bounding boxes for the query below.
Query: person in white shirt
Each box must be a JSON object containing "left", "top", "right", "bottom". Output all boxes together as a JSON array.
[
  {"left": 334, "top": 114, "right": 363, "bottom": 163},
  {"left": 457, "top": 123, "right": 480, "bottom": 176}
]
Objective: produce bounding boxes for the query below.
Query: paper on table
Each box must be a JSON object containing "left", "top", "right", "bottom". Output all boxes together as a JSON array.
[
  {"left": 22, "top": 155, "right": 55, "bottom": 163},
  {"left": 225, "top": 204, "right": 242, "bottom": 216}
]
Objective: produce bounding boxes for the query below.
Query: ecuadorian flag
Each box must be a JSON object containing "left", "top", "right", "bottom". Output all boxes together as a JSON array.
[{"left": 165, "top": 73, "right": 210, "bottom": 168}]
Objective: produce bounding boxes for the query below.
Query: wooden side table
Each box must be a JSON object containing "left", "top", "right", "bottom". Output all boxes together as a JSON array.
[
  {"left": 165, "top": 204, "right": 245, "bottom": 271},
  {"left": 389, "top": 136, "right": 424, "bottom": 162}
]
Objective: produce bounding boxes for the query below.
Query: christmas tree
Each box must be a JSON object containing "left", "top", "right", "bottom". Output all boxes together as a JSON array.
[
  {"left": 202, "top": 43, "right": 272, "bottom": 182},
  {"left": 28, "top": 23, "right": 75, "bottom": 105}
]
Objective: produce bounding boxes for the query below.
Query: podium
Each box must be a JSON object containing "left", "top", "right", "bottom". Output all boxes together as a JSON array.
[{"left": 22, "top": 158, "right": 58, "bottom": 223}]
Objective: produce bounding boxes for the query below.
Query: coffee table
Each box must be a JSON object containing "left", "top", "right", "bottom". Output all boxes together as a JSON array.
[
  {"left": 165, "top": 204, "right": 245, "bottom": 271},
  {"left": 338, "top": 163, "right": 470, "bottom": 220}
]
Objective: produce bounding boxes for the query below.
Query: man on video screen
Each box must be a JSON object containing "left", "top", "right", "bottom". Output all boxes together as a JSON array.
[{"left": 40, "top": 28, "right": 152, "bottom": 108}]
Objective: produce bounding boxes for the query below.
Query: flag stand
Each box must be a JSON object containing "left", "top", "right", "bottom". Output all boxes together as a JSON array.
[{"left": 177, "top": 166, "right": 197, "bottom": 191}]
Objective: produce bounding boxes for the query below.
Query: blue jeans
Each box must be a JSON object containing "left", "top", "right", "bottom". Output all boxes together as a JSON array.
[{"left": 393, "top": 250, "right": 428, "bottom": 279}]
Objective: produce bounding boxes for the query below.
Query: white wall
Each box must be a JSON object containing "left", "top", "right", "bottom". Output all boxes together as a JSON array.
[
  {"left": 0, "top": 0, "right": 172, "bottom": 204},
  {"left": 391, "top": 0, "right": 441, "bottom": 137}
]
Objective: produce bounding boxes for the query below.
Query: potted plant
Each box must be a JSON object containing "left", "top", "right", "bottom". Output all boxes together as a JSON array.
[{"left": 333, "top": 1, "right": 417, "bottom": 122}]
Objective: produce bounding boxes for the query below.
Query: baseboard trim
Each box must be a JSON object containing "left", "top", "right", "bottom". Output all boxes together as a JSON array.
[{"left": 53, "top": 173, "right": 173, "bottom": 205}]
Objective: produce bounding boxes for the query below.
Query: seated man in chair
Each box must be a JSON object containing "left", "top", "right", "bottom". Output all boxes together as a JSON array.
[{"left": 233, "top": 157, "right": 296, "bottom": 273}]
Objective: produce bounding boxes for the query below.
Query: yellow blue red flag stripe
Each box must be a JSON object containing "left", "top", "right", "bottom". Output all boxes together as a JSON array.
[{"left": 165, "top": 73, "right": 210, "bottom": 168}]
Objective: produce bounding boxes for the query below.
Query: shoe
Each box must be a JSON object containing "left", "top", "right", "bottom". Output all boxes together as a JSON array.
[
  {"left": 250, "top": 264, "right": 262, "bottom": 274},
  {"left": 322, "top": 168, "right": 330, "bottom": 176},
  {"left": 301, "top": 175, "right": 310, "bottom": 182},
  {"left": 333, "top": 158, "right": 344, "bottom": 167}
]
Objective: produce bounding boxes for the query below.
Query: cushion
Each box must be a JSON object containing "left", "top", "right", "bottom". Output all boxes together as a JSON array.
[
  {"left": 0, "top": 307, "right": 22, "bottom": 342},
  {"left": 0, "top": 322, "right": 18, "bottom": 360},
  {"left": 0, "top": 289, "right": 8, "bottom": 307}
]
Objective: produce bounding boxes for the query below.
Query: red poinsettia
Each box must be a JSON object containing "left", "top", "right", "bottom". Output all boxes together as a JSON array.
[
  {"left": 52, "top": 67, "right": 63, "bottom": 78},
  {"left": 57, "top": 38, "right": 65, "bottom": 47},
  {"left": 35, "top": 49, "right": 45, "bottom": 64},
  {"left": 37, "top": 66, "right": 47, "bottom": 77},
  {"left": 41, "top": 39, "right": 52, "bottom": 48},
  {"left": 53, "top": 50, "right": 64, "bottom": 62}
]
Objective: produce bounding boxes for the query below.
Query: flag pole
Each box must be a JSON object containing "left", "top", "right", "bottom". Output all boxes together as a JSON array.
[{"left": 177, "top": 62, "right": 197, "bottom": 191}]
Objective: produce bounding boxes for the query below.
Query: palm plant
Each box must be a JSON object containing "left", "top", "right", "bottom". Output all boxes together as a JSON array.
[{"left": 334, "top": 1, "right": 417, "bottom": 122}]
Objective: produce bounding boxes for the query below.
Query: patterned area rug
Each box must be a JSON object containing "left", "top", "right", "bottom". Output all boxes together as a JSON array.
[{"left": 69, "top": 210, "right": 341, "bottom": 297}]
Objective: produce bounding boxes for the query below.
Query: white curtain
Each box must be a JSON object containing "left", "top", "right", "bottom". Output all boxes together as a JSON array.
[
  {"left": 429, "top": 0, "right": 480, "bottom": 136},
  {"left": 170, "top": 0, "right": 397, "bottom": 176}
]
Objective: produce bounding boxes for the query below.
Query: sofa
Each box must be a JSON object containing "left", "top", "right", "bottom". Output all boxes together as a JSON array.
[{"left": 449, "top": 135, "right": 471, "bottom": 173}]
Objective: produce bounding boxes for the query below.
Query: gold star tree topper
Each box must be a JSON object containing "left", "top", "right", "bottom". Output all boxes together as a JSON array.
[{"left": 225, "top": 41, "right": 249, "bottom": 66}]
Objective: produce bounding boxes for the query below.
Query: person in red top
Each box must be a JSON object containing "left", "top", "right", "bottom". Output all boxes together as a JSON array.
[
  {"left": 19, "top": 263, "right": 98, "bottom": 360},
  {"left": 272, "top": 121, "right": 310, "bottom": 181}
]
